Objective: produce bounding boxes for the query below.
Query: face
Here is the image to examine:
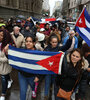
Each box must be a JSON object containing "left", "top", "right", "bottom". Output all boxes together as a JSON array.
[
  {"left": 50, "top": 38, "right": 58, "bottom": 48},
  {"left": 69, "top": 31, "right": 75, "bottom": 37},
  {"left": 14, "top": 28, "right": 20, "bottom": 35},
  {"left": 66, "top": 27, "right": 70, "bottom": 32},
  {"left": 46, "top": 24, "right": 49, "bottom": 29},
  {"left": 71, "top": 51, "right": 81, "bottom": 64},
  {"left": 26, "top": 26, "right": 30, "bottom": 30},
  {"left": 25, "top": 37, "right": 35, "bottom": 50},
  {"left": 0, "top": 31, "right": 3, "bottom": 42}
]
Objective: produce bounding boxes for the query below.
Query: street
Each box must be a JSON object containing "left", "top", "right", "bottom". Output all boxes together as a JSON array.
[{"left": 0, "top": 69, "right": 90, "bottom": 100}]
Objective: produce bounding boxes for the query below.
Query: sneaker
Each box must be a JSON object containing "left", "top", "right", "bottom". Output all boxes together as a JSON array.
[
  {"left": 0, "top": 96, "right": 5, "bottom": 100},
  {"left": 7, "top": 79, "right": 13, "bottom": 88},
  {"left": 32, "top": 91, "right": 36, "bottom": 98}
]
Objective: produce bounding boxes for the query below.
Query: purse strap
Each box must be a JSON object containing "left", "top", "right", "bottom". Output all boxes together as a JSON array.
[{"left": 72, "top": 74, "right": 82, "bottom": 91}]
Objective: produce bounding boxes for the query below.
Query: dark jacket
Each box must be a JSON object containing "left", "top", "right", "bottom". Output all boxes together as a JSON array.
[
  {"left": 32, "top": 26, "right": 37, "bottom": 36},
  {"left": 21, "top": 29, "right": 34, "bottom": 38},
  {"left": 56, "top": 55, "right": 79, "bottom": 91},
  {"left": 45, "top": 38, "right": 72, "bottom": 52}
]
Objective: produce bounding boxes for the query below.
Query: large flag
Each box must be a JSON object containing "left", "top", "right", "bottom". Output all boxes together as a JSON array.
[
  {"left": 8, "top": 46, "right": 64, "bottom": 75},
  {"left": 75, "top": 7, "right": 90, "bottom": 47}
]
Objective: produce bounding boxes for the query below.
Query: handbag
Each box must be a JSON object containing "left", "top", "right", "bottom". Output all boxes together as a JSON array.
[
  {"left": 57, "top": 88, "right": 73, "bottom": 100},
  {"left": 57, "top": 79, "right": 79, "bottom": 100}
]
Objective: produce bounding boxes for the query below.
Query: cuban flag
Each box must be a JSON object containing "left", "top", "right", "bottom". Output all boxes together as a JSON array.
[
  {"left": 8, "top": 46, "right": 64, "bottom": 75},
  {"left": 75, "top": 7, "right": 90, "bottom": 47}
]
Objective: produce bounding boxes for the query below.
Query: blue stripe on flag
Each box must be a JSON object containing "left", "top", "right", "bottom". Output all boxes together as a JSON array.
[
  {"left": 75, "top": 26, "right": 90, "bottom": 46},
  {"left": 8, "top": 55, "right": 38, "bottom": 65},
  {"left": 85, "top": 27, "right": 90, "bottom": 32},
  {"left": 10, "top": 64, "right": 55, "bottom": 75},
  {"left": 9, "top": 45, "right": 60, "bottom": 56},
  {"left": 84, "top": 8, "right": 90, "bottom": 23}
]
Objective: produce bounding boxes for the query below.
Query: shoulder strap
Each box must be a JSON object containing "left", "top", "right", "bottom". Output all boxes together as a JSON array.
[{"left": 72, "top": 74, "right": 82, "bottom": 91}]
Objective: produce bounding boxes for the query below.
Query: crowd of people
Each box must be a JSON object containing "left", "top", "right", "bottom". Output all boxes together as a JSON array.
[{"left": 0, "top": 17, "right": 90, "bottom": 100}]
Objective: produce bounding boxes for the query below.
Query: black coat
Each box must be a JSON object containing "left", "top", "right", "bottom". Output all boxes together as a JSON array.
[
  {"left": 45, "top": 38, "right": 72, "bottom": 52},
  {"left": 56, "top": 55, "right": 80, "bottom": 91}
]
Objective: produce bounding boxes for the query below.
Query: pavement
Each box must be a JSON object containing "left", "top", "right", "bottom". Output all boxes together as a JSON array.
[{"left": 0, "top": 69, "right": 90, "bottom": 100}]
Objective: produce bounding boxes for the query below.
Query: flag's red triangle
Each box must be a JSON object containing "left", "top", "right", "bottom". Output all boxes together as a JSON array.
[
  {"left": 36, "top": 53, "right": 63, "bottom": 74},
  {"left": 76, "top": 8, "right": 86, "bottom": 28}
]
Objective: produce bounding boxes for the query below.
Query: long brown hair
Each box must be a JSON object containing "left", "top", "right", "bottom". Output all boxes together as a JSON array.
[{"left": 69, "top": 48, "right": 84, "bottom": 74}]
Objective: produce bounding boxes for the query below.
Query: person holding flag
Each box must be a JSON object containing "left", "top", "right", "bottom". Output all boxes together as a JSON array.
[{"left": 44, "top": 33, "right": 73, "bottom": 100}]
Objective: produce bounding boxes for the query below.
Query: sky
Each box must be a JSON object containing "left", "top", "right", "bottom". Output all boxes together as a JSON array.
[{"left": 49, "top": 0, "right": 63, "bottom": 16}]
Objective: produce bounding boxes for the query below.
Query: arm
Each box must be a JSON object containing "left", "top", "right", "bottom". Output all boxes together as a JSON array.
[
  {"left": 63, "top": 36, "right": 69, "bottom": 46},
  {"left": 74, "top": 37, "right": 78, "bottom": 48},
  {"left": 21, "top": 36, "right": 25, "bottom": 48},
  {"left": 0, "top": 52, "right": 8, "bottom": 62},
  {"left": 59, "top": 38, "right": 72, "bottom": 52}
]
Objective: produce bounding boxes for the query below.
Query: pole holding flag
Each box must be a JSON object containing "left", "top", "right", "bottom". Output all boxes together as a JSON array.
[{"left": 75, "top": 6, "right": 90, "bottom": 47}]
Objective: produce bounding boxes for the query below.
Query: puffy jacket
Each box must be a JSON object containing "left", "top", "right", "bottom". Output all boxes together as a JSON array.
[
  {"left": 0, "top": 52, "right": 12, "bottom": 75},
  {"left": 56, "top": 54, "right": 89, "bottom": 92}
]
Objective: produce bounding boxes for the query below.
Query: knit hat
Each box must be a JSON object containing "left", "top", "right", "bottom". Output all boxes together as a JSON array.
[{"left": 36, "top": 32, "right": 45, "bottom": 42}]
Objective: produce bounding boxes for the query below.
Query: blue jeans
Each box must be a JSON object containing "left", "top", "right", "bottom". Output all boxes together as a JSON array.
[
  {"left": 44, "top": 74, "right": 56, "bottom": 96},
  {"left": 1, "top": 74, "right": 10, "bottom": 95},
  {"left": 18, "top": 72, "right": 35, "bottom": 100}
]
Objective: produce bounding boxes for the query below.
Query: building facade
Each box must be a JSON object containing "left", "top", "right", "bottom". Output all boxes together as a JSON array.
[
  {"left": 53, "top": 1, "right": 63, "bottom": 17},
  {"left": 42, "top": 0, "right": 50, "bottom": 11},
  {"left": 42, "top": 0, "right": 50, "bottom": 17},
  {"left": 62, "top": 0, "right": 90, "bottom": 20},
  {"left": 62, "top": 0, "right": 70, "bottom": 18},
  {"left": 0, "top": 0, "right": 43, "bottom": 19}
]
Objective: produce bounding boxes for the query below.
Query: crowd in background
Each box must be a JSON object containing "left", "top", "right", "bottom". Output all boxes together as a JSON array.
[{"left": 0, "top": 17, "right": 90, "bottom": 100}]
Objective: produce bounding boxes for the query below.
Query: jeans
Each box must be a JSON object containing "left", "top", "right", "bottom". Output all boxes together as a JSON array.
[
  {"left": 1, "top": 74, "right": 10, "bottom": 95},
  {"left": 44, "top": 74, "right": 56, "bottom": 96},
  {"left": 18, "top": 72, "right": 35, "bottom": 100}
]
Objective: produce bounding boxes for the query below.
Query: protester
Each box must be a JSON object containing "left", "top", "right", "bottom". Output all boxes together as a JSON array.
[
  {"left": 50, "top": 25, "right": 61, "bottom": 42},
  {"left": 81, "top": 43, "right": 90, "bottom": 86},
  {"left": 35, "top": 31, "right": 46, "bottom": 51},
  {"left": 10, "top": 26, "right": 25, "bottom": 48},
  {"left": 55, "top": 48, "right": 89, "bottom": 100},
  {"left": 0, "top": 16, "right": 90, "bottom": 100},
  {"left": 44, "top": 23, "right": 51, "bottom": 38},
  {"left": 21, "top": 25, "right": 33, "bottom": 38},
  {"left": 0, "top": 30, "right": 12, "bottom": 100},
  {"left": 44, "top": 33, "right": 73, "bottom": 100},
  {"left": 18, "top": 35, "right": 40, "bottom": 100},
  {"left": 32, "top": 22, "right": 40, "bottom": 36},
  {"left": 62, "top": 26, "right": 70, "bottom": 43},
  {"left": 63, "top": 30, "right": 78, "bottom": 53},
  {"left": 75, "top": 32, "right": 83, "bottom": 49}
]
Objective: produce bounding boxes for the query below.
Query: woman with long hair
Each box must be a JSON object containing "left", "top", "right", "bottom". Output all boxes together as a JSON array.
[
  {"left": 0, "top": 29, "right": 13, "bottom": 100},
  {"left": 55, "top": 48, "right": 89, "bottom": 100}
]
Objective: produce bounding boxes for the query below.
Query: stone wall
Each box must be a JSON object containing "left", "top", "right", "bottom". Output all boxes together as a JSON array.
[{"left": 0, "top": 0, "right": 43, "bottom": 19}]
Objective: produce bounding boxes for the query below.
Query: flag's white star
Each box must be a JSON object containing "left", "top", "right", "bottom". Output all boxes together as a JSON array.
[
  {"left": 79, "top": 18, "right": 82, "bottom": 24},
  {"left": 49, "top": 61, "right": 53, "bottom": 67}
]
